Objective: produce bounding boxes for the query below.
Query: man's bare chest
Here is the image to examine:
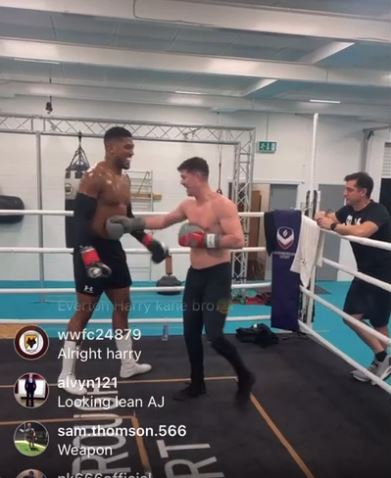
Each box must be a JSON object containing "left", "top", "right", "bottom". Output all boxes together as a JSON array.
[
  {"left": 186, "top": 204, "right": 219, "bottom": 231},
  {"left": 99, "top": 178, "right": 130, "bottom": 206}
]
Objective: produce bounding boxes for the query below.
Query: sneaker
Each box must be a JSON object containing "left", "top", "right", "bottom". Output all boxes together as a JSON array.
[
  {"left": 172, "top": 383, "right": 206, "bottom": 401},
  {"left": 120, "top": 362, "right": 152, "bottom": 379},
  {"left": 352, "top": 357, "right": 391, "bottom": 383},
  {"left": 371, "top": 356, "right": 391, "bottom": 384},
  {"left": 57, "top": 373, "right": 87, "bottom": 395}
]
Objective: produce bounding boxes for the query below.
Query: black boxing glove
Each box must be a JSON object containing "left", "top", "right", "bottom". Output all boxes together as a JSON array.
[{"left": 141, "top": 235, "right": 169, "bottom": 264}]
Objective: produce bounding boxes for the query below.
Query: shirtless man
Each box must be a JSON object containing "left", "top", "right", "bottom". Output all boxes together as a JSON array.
[
  {"left": 58, "top": 126, "right": 168, "bottom": 395},
  {"left": 106, "top": 156, "right": 255, "bottom": 405}
]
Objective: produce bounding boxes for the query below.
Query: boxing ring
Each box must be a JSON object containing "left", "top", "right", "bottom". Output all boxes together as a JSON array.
[{"left": 0, "top": 208, "right": 390, "bottom": 478}]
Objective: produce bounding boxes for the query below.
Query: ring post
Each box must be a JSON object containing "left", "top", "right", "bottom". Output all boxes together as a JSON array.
[
  {"left": 305, "top": 113, "right": 319, "bottom": 327},
  {"left": 35, "top": 132, "right": 45, "bottom": 303}
]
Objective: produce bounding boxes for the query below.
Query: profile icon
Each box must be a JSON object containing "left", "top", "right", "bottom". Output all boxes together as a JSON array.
[
  {"left": 14, "top": 421, "right": 49, "bottom": 457},
  {"left": 14, "top": 326, "right": 49, "bottom": 360},
  {"left": 14, "top": 373, "right": 49, "bottom": 409},
  {"left": 16, "top": 471, "right": 47, "bottom": 478}
]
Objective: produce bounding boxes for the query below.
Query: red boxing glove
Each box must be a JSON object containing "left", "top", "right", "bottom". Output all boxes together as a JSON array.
[
  {"left": 80, "top": 246, "right": 112, "bottom": 278},
  {"left": 178, "top": 223, "right": 219, "bottom": 248}
]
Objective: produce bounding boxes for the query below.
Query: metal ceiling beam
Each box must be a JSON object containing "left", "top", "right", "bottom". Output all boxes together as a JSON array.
[
  {"left": 243, "top": 41, "right": 355, "bottom": 96},
  {"left": 0, "top": 0, "right": 389, "bottom": 44},
  {"left": 0, "top": 39, "right": 389, "bottom": 88},
  {"left": 1, "top": 80, "right": 389, "bottom": 121}
]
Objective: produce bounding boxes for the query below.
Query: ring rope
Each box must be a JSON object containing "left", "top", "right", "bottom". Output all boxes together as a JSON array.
[
  {"left": 0, "top": 282, "right": 271, "bottom": 295},
  {"left": 300, "top": 322, "right": 391, "bottom": 395},
  {"left": 2, "top": 208, "right": 389, "bottom": 251},
  {"left": 301, "top": 286, "right": 391, "bottom": 346},
  {"left": 0, "top": 315, "right": 270, "bottom": 325},
  {"left": 323, "top": 228, "right": 391, "bottom": 252},
  {"left": 322, "top": 257, "right": 391, "bottom": 293},
  {"left": 0, "top": 209, "right": 265, "bottom": 218},
  {"left": 0, "top": 246, "right": 265, "bottom": 254}
]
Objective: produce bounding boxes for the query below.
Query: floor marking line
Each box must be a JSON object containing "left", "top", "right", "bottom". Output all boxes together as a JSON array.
[
  {"left": 131, "top": 415, "right": 153, "bottom": 478},
  {"left": 250, "top": 394, "right": 316, "bottom": 478}
]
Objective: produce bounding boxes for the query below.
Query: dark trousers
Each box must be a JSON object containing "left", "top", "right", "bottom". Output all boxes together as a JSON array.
[
  {"left": 183, "top": 263, "right": 249, "bottom": 385},
  {"left": 26, "top": 390, "right": 35, "bottom": 407}
]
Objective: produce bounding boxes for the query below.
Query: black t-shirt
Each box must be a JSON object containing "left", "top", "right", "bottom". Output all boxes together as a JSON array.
[{"left": 335, "top": 201, "right": 391, "bottom": 279}]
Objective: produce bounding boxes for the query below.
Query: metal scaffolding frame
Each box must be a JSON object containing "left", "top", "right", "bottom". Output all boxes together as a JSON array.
[{"left": 0, "top": 113, "right": 255, "bottom": 282}]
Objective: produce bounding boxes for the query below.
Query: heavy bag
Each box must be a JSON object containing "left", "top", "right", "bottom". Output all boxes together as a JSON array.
[
  {"left": 0, "top": 195, "right": 25, "bottom": 224},
  {"left": 64, "top": 135, "right": 90, "bottom": 247},
  {"left": 156, "top": 256, "right": 181, "bottom": 295}
]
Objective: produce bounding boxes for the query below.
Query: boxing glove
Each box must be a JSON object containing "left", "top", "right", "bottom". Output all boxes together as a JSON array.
[
  {"left": 106, "top": 215, "right": 145, "bottom": 240},
  {"left": 142, "top": 235, "right": 169, "bottom": 263},
  {"left": 80, "top": 246, "right": 112, "bottom": 278},
  {"left": 178, "top": 223, "right": 220, "bottom": 248}
]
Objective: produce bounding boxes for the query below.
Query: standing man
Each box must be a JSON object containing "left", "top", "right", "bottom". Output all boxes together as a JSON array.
[
  {"left": 58, "top": 127, "right": 168, "bottom": 395},
  {"left": 23, "top": 423, "right": 36, "bottom": 451},
  {"left": 316, "top": 172, "right": 391, "bottom": 382},
  {"left": 24, "top": 374, "right": 36, "bottom": 407},
  {"left": 106, "top": 157, "right": 255, "bottom": 405}
]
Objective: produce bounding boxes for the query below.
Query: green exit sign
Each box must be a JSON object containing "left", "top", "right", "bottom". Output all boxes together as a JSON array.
[{"left": 257, "top": 141, "right": 277, "bottom": 153}]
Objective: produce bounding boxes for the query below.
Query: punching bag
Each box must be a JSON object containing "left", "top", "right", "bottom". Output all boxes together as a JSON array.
[
  {"left": 156, "top": 255, "right": 182, "bottom": 295},
  {"left": 0, "top": 195, "right": 25, "bottom": 224},
  {"left": 64, "top": 133, "right": 90, "bottom": 247}
]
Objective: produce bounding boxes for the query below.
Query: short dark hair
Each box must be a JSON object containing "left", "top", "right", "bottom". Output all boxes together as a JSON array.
[
  {"left": 344, "top": 172, "right": 373, "bottom": 197},
  {"left": 104, "top": 127, "right": 132, "bottom": 145},
  {"left": 177, "top": 156, "right": 209, "bottom": 178}
]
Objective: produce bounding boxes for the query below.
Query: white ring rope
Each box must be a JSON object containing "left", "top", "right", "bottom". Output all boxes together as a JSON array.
[
  {"left": 300, "top": 322, "right": 391, "bottom": 394},
  {"left": 323, "top": 228, "right": 391, "bottom": 252},
  {"left": 0, "top": 282, "right": 271, "bottom": 295},
  {"left": 0, "top": 315, "right": 270, "bottom": 325},
  {"left": 322, "top": 257, "right": 391, "bottom": 293},
  {"left": 300, "top": 286, "right": 391, "bottom": 346},
  {"left": 2, "top": 208, "right": 389, "bottom": 250},
  {"left": 0, "top": 209, "right": 265, "bottom": 218},
  {"left": 0, "top": 246, "right": 265, "bottom": 254}
]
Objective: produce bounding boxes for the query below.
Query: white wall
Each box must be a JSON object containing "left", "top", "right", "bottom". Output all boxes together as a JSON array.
[
  {"left": 0, "top": 97, "right": 382, "bottom": 281},
  {"left": 365, "top": 128, "right": 391, "bottom": 200}
]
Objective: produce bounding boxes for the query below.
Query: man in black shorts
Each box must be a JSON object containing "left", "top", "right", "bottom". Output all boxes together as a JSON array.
[
  {"left": 317, "top": 172, "right": 391, "bottom": 382},
  {"left": 58, "top": 127, "right": 168, "bottom": 395},
  {"left": 106, "top": 157, "right": 255, "bottom": 405}
]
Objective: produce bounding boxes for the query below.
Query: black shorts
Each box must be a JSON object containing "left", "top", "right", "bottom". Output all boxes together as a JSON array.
[
  {"left": 343, "top": 278, "right": 390, "bottom": 327},
  {"left": 73, "top": 238, "right": 132, "bottom": 296}
]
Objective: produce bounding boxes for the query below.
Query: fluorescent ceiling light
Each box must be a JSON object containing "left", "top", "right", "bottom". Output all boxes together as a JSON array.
[
  {"left": 15, "top": 58, "right": 60, "bottom": 65},
  {"left": 309, "top": 99, "right": 341, "bottom": 104},
  {"left": 169, "top": 96, "right": 203, "bottom": 106},
  {"left": 175, "top": 90, "right": 204, "bottom": 95}
]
